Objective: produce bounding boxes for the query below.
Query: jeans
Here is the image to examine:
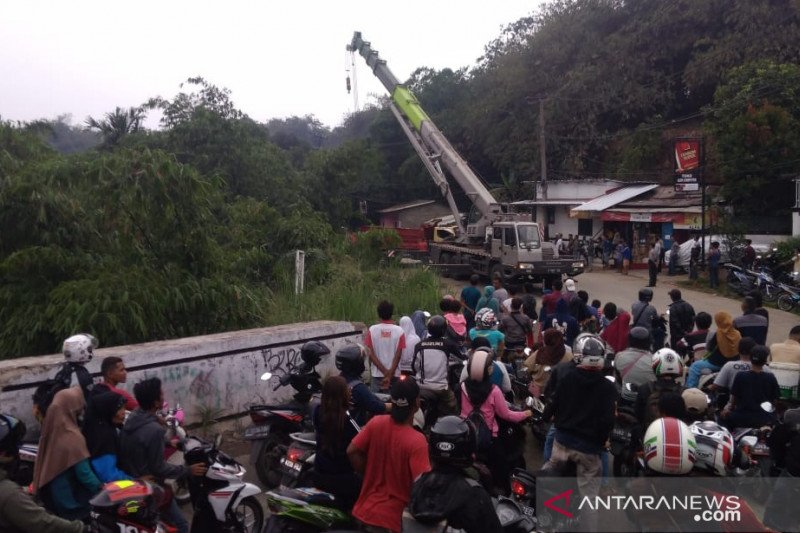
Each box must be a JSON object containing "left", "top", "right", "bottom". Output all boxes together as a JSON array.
[
  {"left": 709, "top": 265, "right": 719, "bottom": 288},
  {"left": 543, "top": 425, "right": 556, "bottom": 462},
  {"left": 686, "top": 359, "right": 721, "bottom": 388},
  {"left": 648, "top": 260, "right": 658, "bottom": 286},
  {"left": 165, "top": 498, "right": 189, "bottom": 533},
  {"left": 600, "top": 450, "right": 610, "bottom": 485}
]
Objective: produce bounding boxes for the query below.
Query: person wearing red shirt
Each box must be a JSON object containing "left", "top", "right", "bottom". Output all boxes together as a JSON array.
[
  {"left": 94, "top": 357, "right": 138, "bottom": 410},
  {"left": 347, "top": 376, "right": 431, "bottom": 533},
  {"left": 541, "top": 278, "right": 564, "bottom": 315}
]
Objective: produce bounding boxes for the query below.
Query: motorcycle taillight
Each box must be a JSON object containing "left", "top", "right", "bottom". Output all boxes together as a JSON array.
[{"left": 511, "top": 479, "right": 527, "bottom": 497}]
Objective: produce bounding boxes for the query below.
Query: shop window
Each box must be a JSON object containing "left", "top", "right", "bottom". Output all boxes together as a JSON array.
[
  {"left": 546, "top": 206, "right": 556, "bottom": 224},
  {"left": 578, "top": 218, "right": 593, "bottom": 236}
]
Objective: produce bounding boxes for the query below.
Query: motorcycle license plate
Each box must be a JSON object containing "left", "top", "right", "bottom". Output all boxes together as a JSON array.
[
  {"left": 243, "top": 425, "right": 270, "bottom": 440},
  {"left": 612, "top": 428, "right": 631, "bottom": 443},
  {"left": 280, "top": 458, "right": 302, "bottom": 476}
]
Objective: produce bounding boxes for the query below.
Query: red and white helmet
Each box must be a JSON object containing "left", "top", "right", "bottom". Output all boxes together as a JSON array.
[
  {"left": 643, "top": 417, "right": 696, "bottom": 475},
  {"left": 651, "top": 348, "right": 684, "bottom": 378},
  {"left": 63, "top": 334, "right": 98, "bottom": 364},
  {"left": 689, "top": 421, "right": 733, "bottom": 477}
]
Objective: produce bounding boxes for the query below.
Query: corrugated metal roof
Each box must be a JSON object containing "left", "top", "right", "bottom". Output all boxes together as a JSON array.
[
  {"left": 378, "top": 200, "right": 436, "bottom": 213},
  {"left": 571, "top": 184, "right": 658, "bottom": 212},
  {"left": 511, "top": 199, "right": 584, "bottom": 206}
]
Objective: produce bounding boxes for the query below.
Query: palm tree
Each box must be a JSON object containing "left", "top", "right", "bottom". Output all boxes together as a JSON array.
[{"left": 85, "top": 106, "right": 145, "bottom": 147}]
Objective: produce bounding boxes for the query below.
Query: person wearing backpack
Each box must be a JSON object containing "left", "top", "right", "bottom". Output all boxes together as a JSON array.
[
  {"left": 635, "top": 348, "right": 685, "bottom": 429},
  {"left": 335, "top": 345, "right": 390, "bottom": 427},
  {"left": 614, "top": 327, "right": 655, "bottom": 403},
  {"left": 409, "top": 416, "right": 502, "bottom": 533},
  {"left": 460, "top": 349, "right": 531, "bottom": 494},
  {"left": 498, "top": 298, "right": 531, "bottom": 351},
  {"left": 34, "top": 335, "right": 98, "bottom": 421}
]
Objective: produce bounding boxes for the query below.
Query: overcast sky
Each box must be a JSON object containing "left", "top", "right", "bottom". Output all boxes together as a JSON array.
[{"left": 0, "top": 0, "right": 544, "bottom": 129}]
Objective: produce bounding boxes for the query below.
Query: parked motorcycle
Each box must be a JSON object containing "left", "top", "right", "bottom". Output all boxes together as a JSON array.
[
  {"left": 244, "top": 360, "right": 323, "bottom": 488},
  {"left": 183, "top": 434, "right": 264, "bottom": 533},
  {"left": 278, "top": 432, "right": 317, "bottom": 489},
  {"left": 777, "top": 282, "right": 800, "bottom": 311}
]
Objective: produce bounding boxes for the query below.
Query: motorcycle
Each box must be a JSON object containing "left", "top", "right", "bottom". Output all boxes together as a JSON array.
[
  {"left": 278, "top": 432, "right": 317, "bottom": 489},
  {"left": 610, "top": 396, "right": 641, "bottom": 478},
  {"left": 183, "top": 434, "right": 264, "bottom": 533},
  {"left": 524, "top": 393, "right": 549, "bottom": 444},
  {"left": 244, "top": 362, "right": 323, "bottom": 488},
  {"left": 730, "top": 402, "right": 777, "bottom": 503},
  {"left": 263, "top": 485, "right": 353, "bottom": 532},
  {"left": 163, "top": 404, "right": 191, "bottom": 506},
  {"left": 725, "top": 263, "right": 758, "bottom": 296},
  {"left": 89, "top": 479, "right": 170, "bottom": 533},
  {"left": 509, "top": 464, "right": 581, "bottom": 532},
  {"left": 776, "top": 282, "right": 800, "bottom": 311},
  {"left": 401, "top": 495, "right": 534, "bottom": 533}
]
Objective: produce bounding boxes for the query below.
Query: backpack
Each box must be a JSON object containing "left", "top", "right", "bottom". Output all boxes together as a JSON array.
[
  {"left": 462, "top": 384, "right": 492, "bottom": 454},
  {"left": 645, "top": 380, "right": 682, "bottom": 427},
  {"left": 34, "top": 363, "right": 93, "bottom": 417}
]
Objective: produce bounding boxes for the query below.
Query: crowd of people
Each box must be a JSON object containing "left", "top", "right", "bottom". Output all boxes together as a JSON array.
[{"left": 2, "top": 265, "right": 800, "bottom": 533}]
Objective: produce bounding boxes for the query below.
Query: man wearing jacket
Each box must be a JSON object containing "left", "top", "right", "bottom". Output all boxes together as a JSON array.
[
  {"left": 120, "top": 378, "right": 206, "bottom": 533},
  {"left": 667, "top": 289, "right": 695, "bottom": 350}
]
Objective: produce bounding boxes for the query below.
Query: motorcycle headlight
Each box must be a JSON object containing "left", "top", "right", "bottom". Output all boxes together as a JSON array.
[{"left": 518, "top": 263, "right": 534, "bottom": 269}]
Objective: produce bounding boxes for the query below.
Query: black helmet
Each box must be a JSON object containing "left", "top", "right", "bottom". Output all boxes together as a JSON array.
[
  {"left": 300, "top": 340, "right": 330, "bottom": 368},
  {"left": 629, "top": 326, "right": 651, "bottom": 350},
  {"left": 750, "top": 345, "right": 769, "bottom": 366},
  {"left": 426, "top": 315, "right": 447, "bottom": 338},
  {"left": 429, "top": 416, "right": 475, "bottom": 467},
  {"left": 638, "top": 288, "right": 653, "bottom": 302},
  {"left": 0, "top": 414, "right": 25, "bottom": 459},
  {"left": 335, "top": 344, "right": 366, "bottom": 376}
]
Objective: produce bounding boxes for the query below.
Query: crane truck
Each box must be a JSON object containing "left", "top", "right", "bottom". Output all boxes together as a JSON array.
[{"left": 347, "top": 32, "right": 584, "bottom": 286}]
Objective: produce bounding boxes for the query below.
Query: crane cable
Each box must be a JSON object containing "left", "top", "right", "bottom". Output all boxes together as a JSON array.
[{"left": 345, "top": 50, "right": 359, "bottom": 112}]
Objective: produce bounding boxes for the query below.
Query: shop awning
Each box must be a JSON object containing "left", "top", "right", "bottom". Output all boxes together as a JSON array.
[{"left": 570, "top": 184, "right": 658, "bottom": 213}]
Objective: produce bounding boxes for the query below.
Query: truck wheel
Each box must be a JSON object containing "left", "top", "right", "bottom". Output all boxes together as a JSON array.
[
  {"left": 490, "top": 263, "right": 505, "bottom": 283},
  {"left": 439, "top": 252, "right": 453, "bottom": 278}
]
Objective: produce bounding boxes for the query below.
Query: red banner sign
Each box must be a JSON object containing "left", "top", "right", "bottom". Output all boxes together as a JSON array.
[{"left": 674, "top": 139, "right": 701, "bottom": 172}]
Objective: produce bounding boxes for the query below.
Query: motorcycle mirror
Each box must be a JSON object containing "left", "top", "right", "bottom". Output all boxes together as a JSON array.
[
  {"left": 624, "top": 382, "right": 638, "bottom": 392},
  {"left": 525, "top": 396, "right": 535, "bottom": 408},
  {"left": 605, "top": 375, "right": 616, "bottom": 383},
  {"left": 760, "top": 401, "right": 775, "bottom": 413},
  {"left": 260, "top": 372, "right": 272, "bottom": 381}
]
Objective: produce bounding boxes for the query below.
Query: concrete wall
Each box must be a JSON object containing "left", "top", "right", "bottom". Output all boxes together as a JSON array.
[{"left": 0, "top": 321, "right": 364, "bottom": 432}]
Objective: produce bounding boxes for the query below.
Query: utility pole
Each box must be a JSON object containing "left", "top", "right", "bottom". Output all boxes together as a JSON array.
[{"left": 539, "top": 99, "right": 548, "bottom": 200}]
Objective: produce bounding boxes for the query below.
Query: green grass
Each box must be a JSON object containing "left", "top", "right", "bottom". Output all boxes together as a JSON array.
[{"left": 263, "top": 256, "right": 444, "bottom": 325}]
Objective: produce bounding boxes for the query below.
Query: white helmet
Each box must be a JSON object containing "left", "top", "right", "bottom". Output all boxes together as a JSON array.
[
  {"left": 572, "top": 333, "right": 607, "bottom": 370},
  {"left": 475, "top": 308, "right": 497, "bottom": 329},
  {"left": 643, "top": 417, "right": 696, "bottom": 475},
  {"left": 689, "top": 421, "right": 733, "bottom": 477},
  {"left": 63, "top": 334, "right": 98, "bottom": 363},
  {"left": 651, "top": 348, "right": 684, "bottom": 378}
]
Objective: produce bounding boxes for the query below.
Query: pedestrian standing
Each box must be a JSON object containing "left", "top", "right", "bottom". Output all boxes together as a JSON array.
[
  {"left": 460, "top": 275, "right": 482, "bottom": 331},
  {"left": 622, "top": 241, "right": 632, "bottom": 275},
  {"left": 647, "top": 242, "right": 659, "bottom": 287},
  {"left": 668, "top": 240, "right": 680, "bottom": 276},
  {"left": 364, "top": 300, "right": 406, "bottom": 392},
  {"left": 689, "top": 236, "right": 701, "bottom": 280},
  {"left": 602, "top": 235, "right": 612, "bottom": 269},
  {"left": 707, "top": 241, "right": 721, "bottom": 289}
]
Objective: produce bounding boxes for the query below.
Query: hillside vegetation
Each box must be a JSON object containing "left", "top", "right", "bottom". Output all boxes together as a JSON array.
[{"left": 2, "top": 0, "right": 799, "bottom": 356}]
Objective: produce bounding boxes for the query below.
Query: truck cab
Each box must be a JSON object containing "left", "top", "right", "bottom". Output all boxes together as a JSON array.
[{"left": 490, "top": 222, "right": 584, "bottom": 282}]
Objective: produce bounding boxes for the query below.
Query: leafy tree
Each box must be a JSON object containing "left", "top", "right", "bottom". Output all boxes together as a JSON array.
[
  {"left": 707, "top": 61, "right": 800, "bottom": 218},
  {"left": 85, "top": 106, "right": 145, "bottom": 148}
]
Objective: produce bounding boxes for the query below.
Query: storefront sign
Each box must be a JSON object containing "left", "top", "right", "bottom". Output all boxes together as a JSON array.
[
  {"left": 674, "top": 173, "right": 700, "bottom": 192},
  {"left": 629, "top": 213, "right": 652, "bottom": 222},
  {"left": 674, "top": 139, "right": 701, "bottom": 172}
]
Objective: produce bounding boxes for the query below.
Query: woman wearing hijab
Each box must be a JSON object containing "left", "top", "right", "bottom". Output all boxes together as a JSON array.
[
  {"left": 33, "top": 387, "right": 102, "bottom": 520},
  {"left": 475, "top": 286, "right": 500, "bottom": 315},
  {"left": 460, "top": 350, "right": 532, "bottom": 493},
  {"left": 399, "top": 316, "right": 421, "bottom": 375},
  {"left": 600, "top": 302, "right": 631, "bottom": 354},
  {"left": 82, "top": 391, "right": 131, "bottom": 483},
  {"left": 686, "top": 311, "right": 743, "bottom": 388},
  {"left": 523, "top": 329, "right": 573, "bottom": 397}
]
